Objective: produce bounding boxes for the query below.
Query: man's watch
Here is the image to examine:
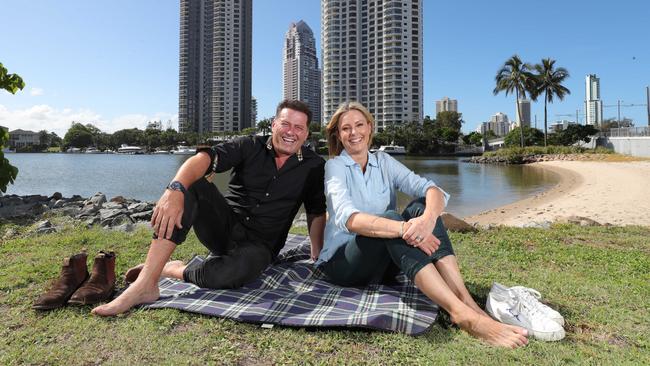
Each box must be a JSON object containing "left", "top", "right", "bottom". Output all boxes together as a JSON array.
[{"left": 166, "top": 181, "right": 187, "bottom": 194}]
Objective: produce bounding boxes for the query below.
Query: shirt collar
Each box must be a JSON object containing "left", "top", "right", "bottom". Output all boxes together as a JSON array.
[
  {"left": 340, "top": 149, "right": 378, "bottom": 168},
  {"left": 266, "top": 136, "right": 303, "bottom": 162}
]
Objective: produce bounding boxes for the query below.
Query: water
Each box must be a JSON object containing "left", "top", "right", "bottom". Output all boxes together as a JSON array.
[{"left": 4, "top": 153, "right": 558, "bottom": 218}]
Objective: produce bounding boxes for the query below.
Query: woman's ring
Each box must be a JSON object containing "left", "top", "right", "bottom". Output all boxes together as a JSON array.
[{"left": 416, "top": 235, "right": 423, "bottom": 242}]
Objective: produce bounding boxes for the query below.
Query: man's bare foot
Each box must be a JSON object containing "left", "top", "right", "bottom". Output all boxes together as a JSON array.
[
  {"left": 124, "top": 264, "right": 145, "bottom": 284},
  {"left": 124, "top": 260, "right": 185, "bottom": 284},
  {"left": 464, "top": 298, "right": 490, "bottom": 318},
  {"left": 91, "top": 281, "right": 159, "bottom": 316},
  {"left": 455, "top": 312, "right": 528, "bottom": 348}
]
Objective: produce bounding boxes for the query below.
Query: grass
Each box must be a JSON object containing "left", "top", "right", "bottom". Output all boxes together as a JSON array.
[{"left": 1, "top": 217, "right": 648, "bottom": 365}]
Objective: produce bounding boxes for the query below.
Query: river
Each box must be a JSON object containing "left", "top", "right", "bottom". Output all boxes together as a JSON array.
[{"left": 4, "top": 153, "right": 558, "bottom": 218}]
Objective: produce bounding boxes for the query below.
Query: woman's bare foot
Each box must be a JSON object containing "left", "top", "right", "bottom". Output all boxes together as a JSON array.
[
  {"left": 455, "top": 312, "right": 528, "bottom": 348},
  {"left": 91, "top": 280, "right": 159, "bottom": 316}
]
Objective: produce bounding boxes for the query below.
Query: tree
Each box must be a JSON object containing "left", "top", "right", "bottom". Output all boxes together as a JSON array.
[
  {"left": 0, "top": 63, "right": 24, "bottom": 192},
  {"left": 549, "top": 124, "right": 599, "bottom": 146},
  {"left": 257, "top": 118, "right": 272, "bottom": 136},
  {"left": 435, "top": 111, "right": 464, "bottom": 131},
  {"left": 532, "top": 58, "right": 570, "bottom": 146},
  {"left": 463, "top": 131, "right": 483, "bottom": 146},
  {"left": 504, "top": 127, "right": 544, "bottom": 147},
  {"left": 494, "top": 55, "right": 536, "bottom": 147},
  {"left": 63, "top": 123, "right": 94, "bottom": 149}
]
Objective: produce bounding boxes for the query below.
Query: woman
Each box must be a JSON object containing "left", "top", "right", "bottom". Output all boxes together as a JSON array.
[{"left": 315, "top": 102, "right": 528, "bottom": 348}]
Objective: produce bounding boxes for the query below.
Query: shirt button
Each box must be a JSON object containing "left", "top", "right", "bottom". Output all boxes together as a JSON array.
[
  {"left": 265, "top": 193, "right": 269, "bottom": 197},
  {"left": 273, "top": 176, "right": 277, "bottom": 180},
  {"left": 256, "top": 204, "right": 260, "bottom": 208},
  {"left": 246, "top": 216, "right": 250, "bottom": 221}
]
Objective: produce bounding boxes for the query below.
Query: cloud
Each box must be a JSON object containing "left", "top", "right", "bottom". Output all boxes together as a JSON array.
[
  {"left": 0, "top": 104, "right": 178, "bottom": 137},
  {"left": 30, "top": 87, "right": 44, "bottom": 96}
]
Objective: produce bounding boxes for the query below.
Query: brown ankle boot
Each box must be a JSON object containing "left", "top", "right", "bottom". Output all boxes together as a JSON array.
[
  {"left": 33, "top": 252, "right": 89, "bottom": 310},
  {"left": 68, "top": 251, "right": 116, "bottom": 305}
]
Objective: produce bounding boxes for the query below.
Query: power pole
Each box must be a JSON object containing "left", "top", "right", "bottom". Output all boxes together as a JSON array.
[{"left": 647, "top": 86, "right": 649, "bottom": 127}]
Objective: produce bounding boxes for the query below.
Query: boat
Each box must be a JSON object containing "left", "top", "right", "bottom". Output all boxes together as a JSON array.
[
  {"left": 153, "top": 149, "right": 170, "bottom": 154},
  {"left": 377, "top": 144, "right": 406, "bottom": 155},
  {"left": 117, "top": 144, "right": 143, "bottom": 154},
  {"left": 84, "top": 147, "right": 102, "bottom": 154},
  {"left": 66, "top": 147, "right": 82, "bottom": 153},
  {"left": 171, "top": 145, "right": 196, "bottom": 155}
]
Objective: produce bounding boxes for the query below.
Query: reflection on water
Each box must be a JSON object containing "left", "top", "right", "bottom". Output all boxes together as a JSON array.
[{"left": 6, "top": 154, "right": 558, "bottom": 218}]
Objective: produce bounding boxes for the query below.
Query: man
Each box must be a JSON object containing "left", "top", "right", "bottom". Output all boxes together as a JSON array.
[{"left": 93, "top": 100, "right": 326, "bottom": 316}]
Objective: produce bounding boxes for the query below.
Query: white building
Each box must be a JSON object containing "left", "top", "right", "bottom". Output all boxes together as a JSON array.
[
  {"left": 515, "top": 99, "right": 531, "bottom": 128},
  {"left": 283, "top": 20, "right": 321, "bottom": 125},
  {"left": 479, "top": 112, "right": 511, "bottom": 136},
  {"left": 321, "top": 0, "right": 423, "bottom": 129},
  {"left": 585, "top": 74, "right": 603, "bottom": 126},
  {"left": 436, "top": 97, "right": 458, "bottom": 114},
  {"left": 9, "top": 129, "right": 40, "bottom": 148}
]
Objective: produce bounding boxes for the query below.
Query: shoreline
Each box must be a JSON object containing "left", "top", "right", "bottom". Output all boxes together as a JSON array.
[{"left": 464, "top": 160, "right": 650, "bottom": 227}]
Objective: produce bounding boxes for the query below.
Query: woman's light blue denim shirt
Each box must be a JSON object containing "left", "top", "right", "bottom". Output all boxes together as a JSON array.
[{"left": 316, "top": 150, "right": 449, "bottom": 265}]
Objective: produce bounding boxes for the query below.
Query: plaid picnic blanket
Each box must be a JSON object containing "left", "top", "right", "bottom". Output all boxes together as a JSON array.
[{"left": 142, "top": 234, "right": 439, "bottom": 335}]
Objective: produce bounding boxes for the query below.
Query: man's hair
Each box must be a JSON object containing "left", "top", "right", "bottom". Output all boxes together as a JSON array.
[
  {"left": 325, "top": 101, "right": 375, "bottom": 157},
  {"left": 275, "top": 100, "right": 312, "bottom": 125}
]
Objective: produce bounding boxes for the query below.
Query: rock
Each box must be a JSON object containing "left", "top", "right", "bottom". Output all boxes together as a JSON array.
[
  {"left": 130, "top": 210, "right": 153, "bottom": 221},
  {"left": 103, "top": 201, "right": 125, "bottom": 210},
  {"left": 85, "top": 216, "right": 100, "bottom": 227},
  {"left": 0, "top": 195, "right": 24, "bottom": 207},
  {"left": 2, "top": 228, "right": 18, "bottom": 240},
  {"left": 77, "top": 204, "right": 100, "bottom": 217},
  {"left": 441, "top": 212, "right": 478, "bottom": 233},
  {"left": 113, "top": 223, "right": 135, "bottom": 232},
  {"left": 127, "top": 202, "right": 151, "bottom": 213},
  {"left": 23, "top": 195, "right": 48, "bottom": 204},
  {"left": 556, "top": 216, "right": 601, "bottom": 227},
  {"left": 35, "top": 220, "right": 57, "bottom": 234},
  {"left": 52, "top": 199, "right": 66, "bottom": 209},
  {"left": 99, "top": 208, "right": 127, "bottom": 221},
  {"left": 110, "top": 195, "right": 127, "bottom": 204},
  {"left": 49, "top": 192, "right": 63, "bottom": 201},
  {"left": 110, "top": 214, "right": 134, "bottom": 227},
  {"left": 30, "top": 204, "right": 49, "bottom": 216},
  {"left": 84, "top": 192, "right": 106, "bottom": 208},
  {"left": 292, "top": 213, "right": 308, "bottom": 228}
]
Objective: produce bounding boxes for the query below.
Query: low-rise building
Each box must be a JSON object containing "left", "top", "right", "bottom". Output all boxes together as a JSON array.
[{"left": 9, "top": 129, "right": 40, "bottom": 148}]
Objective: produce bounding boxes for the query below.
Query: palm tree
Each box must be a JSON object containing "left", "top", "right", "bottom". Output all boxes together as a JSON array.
[
  {"left": 493, "top": 55, "right": 536, "bottom": 148},
  {"left": 532, "top": 58, "right": 570, "bottom": 146}
]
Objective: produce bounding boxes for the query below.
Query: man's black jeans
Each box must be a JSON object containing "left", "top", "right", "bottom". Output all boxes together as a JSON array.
[{"left": 155, "top": 178, "right": 272, "bottom": 289}]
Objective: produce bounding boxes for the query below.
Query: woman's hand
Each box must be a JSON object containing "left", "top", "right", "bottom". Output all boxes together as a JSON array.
[{"left": 403, "top": 216, "right": 439, "bottom": 256}]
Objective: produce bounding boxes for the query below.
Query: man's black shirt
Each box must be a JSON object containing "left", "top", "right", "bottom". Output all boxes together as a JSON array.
[{"left": 199, "top": 136, "right": 325, "bottom": 255}]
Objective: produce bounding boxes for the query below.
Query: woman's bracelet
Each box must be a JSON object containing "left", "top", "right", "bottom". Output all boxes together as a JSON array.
[{"left": 399, "top": 221, "right": 405, "bottom": 237}]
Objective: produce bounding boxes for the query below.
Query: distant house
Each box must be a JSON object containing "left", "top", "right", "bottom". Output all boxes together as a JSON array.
[{"left": 9, "top": 129, "right": 40, "bottom": 148}]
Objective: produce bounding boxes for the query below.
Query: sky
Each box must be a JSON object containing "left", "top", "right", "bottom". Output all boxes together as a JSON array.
[{"left": 1, "top": 0, "right": 648, "bottom": 137}]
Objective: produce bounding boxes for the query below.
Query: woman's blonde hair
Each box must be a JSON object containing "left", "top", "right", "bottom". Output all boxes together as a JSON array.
[{"left": 325, "top": 101, "right": 375, "bottom": 157}]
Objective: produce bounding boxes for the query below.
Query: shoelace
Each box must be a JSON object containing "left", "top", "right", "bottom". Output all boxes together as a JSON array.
[
  {"left": 513, "top": 297, "right": 545, "bottom": 319},
  {"left": 510, "top": 287, "right": 548, "bottom": 314}
]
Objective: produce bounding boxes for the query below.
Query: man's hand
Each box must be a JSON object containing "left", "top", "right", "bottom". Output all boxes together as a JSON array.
[
  {"left": 151, "top": 189, "right": 184, "bottom": 239},
  {"left": 403, "top": 216, "right": 439, "bottom": 256}
]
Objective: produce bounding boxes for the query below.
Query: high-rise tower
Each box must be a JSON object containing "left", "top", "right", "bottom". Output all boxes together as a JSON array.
[
  {"left": 585, "top": 74, "right": 603, "bottom": 126},
  {"left": 179, "top": 0, "right": 253, "bottom": 133},
  {"left": 321, "top": 0, "right": 423, "bottom": 129},
  {"left": 283, "top": 20, "right": 322, "bottom": 125}
]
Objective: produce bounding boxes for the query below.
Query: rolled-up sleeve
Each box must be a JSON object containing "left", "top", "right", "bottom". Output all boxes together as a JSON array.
[
  {"left": 386, "top": 154, "right": 450, "bottom": 207},
  {"left": 325, "top": 159, "right": 360, "bottom": 233}
]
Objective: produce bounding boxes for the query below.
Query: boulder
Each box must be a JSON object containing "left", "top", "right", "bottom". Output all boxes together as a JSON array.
[
  {"left": 441, "top": 213, "right": 478, "bottom": 233},
  {"left": 77, "top": 204, "right": 100, "bottom": 217},
  {"left": 127, "top": 202, "right": 152, "bottom": 213},
  {"left": 110, "top": 195, "right": 128, "bottom": 204},
  {"left": 35, "top": 220, "right": 57, "bottom": 234},
  {"left": 49, "top": 192, "right": 63, "bottom": 201},
  {"left": 103, "top": 201, "right": 126, "bottom": 210},
  {"left": 130, "top": 210, "right": 153, "bottom": 221},
  {"left": 110, "top": 214, "right": 134, "bottom": 227},
  {"left": 84, "top": 192, "right": 106, "bottom": 208},
  {"left": 99, "top": 208, "right": 127, "bottom": 221}
]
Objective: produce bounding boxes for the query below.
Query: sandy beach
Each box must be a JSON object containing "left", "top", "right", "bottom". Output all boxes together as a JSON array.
[{"left": 464, "top": 160, "right": 650, "bottom": 227}]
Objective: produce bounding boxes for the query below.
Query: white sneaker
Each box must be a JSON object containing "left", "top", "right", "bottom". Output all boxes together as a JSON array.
[
  {"left": 486, "top": 287, "right": 566, "bottom": 341},
  {"left": 491, "top": 282, "right": 565, "bottom": 326}
]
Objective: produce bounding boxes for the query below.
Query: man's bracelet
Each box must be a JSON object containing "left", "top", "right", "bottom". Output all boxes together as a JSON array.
[{"left": 399, "top": 221, "right": 405, "bottom": 237}]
